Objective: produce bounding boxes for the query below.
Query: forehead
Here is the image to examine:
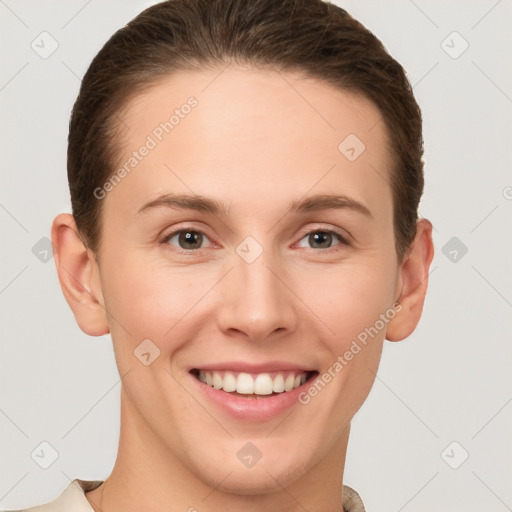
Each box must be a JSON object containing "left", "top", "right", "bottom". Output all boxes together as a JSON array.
[{"left": 109, "top": 66, "right": 393, "bottom": 219}]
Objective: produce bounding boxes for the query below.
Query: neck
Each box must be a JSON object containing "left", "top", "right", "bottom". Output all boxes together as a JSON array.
[{"left": 86, "top": 386, "right": 350, "bottom": 512}]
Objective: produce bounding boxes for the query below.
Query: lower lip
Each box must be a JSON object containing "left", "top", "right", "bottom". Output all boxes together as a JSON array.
[{"left": 190, "top": 373, "right": 315, "bottom": 421}]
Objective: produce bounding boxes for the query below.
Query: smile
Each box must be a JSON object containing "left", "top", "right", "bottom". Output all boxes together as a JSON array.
[
  {"left": 191, "top": 369, "right": 313, "bottom": 397},
  {"left": 189, "top": 365, "right": 318, "bottom": 420}
]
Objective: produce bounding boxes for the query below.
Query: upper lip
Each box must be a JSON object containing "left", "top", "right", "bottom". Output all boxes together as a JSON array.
[{"left": 189, "top": 361, "right": 316, "bottom": 373}]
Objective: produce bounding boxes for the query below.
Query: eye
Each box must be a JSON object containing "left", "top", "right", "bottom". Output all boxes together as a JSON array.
[
  {"left": 164, "top": 230, "right": 210, "bottom": 250},
  {"left": 297, "top": 230, "right": 346, "bottom": 249}
]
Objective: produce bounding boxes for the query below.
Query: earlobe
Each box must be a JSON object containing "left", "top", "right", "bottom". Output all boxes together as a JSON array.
[
  {"left": 386, "top": 218, "right": 435, "bottom": 342},
  {"left": 51, "top": 213, "right": 109, "bottom": 336}
]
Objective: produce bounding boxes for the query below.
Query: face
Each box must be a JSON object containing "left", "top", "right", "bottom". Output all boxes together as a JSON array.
[{"left": 93, "top": 67, "right": 402, "bottom": 492}]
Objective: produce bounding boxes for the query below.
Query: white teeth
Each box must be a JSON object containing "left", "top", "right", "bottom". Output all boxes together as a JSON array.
[
  {"left": 284, "top": 374, "right": 295, "bottom": 392},
  {"left": 197, "top": 370, "right": 310, "bottom": 396},
  {"left": 254, "top": 374, "right": 273, "bottom": 395},
  {"left": 223, "top": 372, "right": 236, "bottom": 392},
  {"left": 212, "top": 371, "right": 223, "bottom": 390},
  {"left": 272, "top": 374, "right": 285, "bottom": 393},
  {"left": 237, "top": 373, "right": 254, "bottom": 394}
]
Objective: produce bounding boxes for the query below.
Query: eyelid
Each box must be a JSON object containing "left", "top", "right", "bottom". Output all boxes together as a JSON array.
[
  {"left": 159, "top": 224, "right": 219, "bottom": 249},
  {"left": 293, "top": 224, "right": 352, "bottom": 248},
  {"left": 158, "top": 223, "right": 352, "bottom": 252}
]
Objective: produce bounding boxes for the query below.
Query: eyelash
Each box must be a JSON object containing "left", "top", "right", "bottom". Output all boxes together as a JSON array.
[
  {"left": 295, "top": 228, "right": 349, "bottom": 250},
  {"left": 159, "top": 226, "right": 350, "bottom": 252}
]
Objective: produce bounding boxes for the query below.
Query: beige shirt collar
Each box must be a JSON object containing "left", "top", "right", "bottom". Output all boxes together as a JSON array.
[{"left": 16, "top": 479, "right": 365, "bottom": 512}]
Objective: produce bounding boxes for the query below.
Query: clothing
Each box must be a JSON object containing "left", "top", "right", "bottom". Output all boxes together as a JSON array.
[{"left": 10, "top": 479, "right": 366, "bottom": 512}]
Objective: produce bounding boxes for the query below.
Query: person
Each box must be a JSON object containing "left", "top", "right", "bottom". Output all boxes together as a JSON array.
[{"left": 12, "top": 0, "right": 434, "bottom": 510}]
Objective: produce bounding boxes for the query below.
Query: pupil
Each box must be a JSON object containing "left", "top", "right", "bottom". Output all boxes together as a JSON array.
[
  {"left": 179, "top": 231, "right": 202, "bottom": 249},
  {"left": 310, "top": 231, "right": 332, "bottom": 248}
]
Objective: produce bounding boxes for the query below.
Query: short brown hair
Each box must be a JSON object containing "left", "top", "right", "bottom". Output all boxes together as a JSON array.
[{"left": 68, "top": 0, "right": 424, "bottom": 262}]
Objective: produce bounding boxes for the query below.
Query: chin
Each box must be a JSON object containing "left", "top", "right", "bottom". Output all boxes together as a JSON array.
[
  {"left": 187, "top": 437, "right": 314, "bottom": 495},
  {"left": 202, "top": 462, "right": 308, "bottom": 496}
]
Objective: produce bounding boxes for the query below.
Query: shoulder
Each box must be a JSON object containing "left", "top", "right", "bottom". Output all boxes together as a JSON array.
[
  {"left": 343, "top": 484, "right": 366, "bottom": 512},
  {"left": 6, "top": 480, "right": 363, "bottom": 511},
  {"left": 3, "top": 479, "right": 103, "bottom": 512}
]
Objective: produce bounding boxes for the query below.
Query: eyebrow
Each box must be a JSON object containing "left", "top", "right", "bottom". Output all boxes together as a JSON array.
[
  {"left": 136, "top": 194, "right": 229, "bottom": 217},
  {"left": 290, "top": 194, "right": 373, "bottom": 218},
  {"left": 136, "top": 192, "right": 372, "bottom": 219}
]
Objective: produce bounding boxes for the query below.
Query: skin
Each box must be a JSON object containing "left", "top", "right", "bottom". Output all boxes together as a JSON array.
[{"left": 52, "top": 66, "right": 434, "bottom": 512}]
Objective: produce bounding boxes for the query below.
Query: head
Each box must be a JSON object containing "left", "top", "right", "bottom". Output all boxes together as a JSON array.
[{"left": 53, "top": 0, "right": 434, "bottom": 496}]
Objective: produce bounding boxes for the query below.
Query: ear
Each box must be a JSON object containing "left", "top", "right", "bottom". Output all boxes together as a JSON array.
[
  {"left": 386, "top": 218, "right": 435, "bottom": 342},
  {"left": 51, "top": 213, "right": 109, "bottom": 336}
]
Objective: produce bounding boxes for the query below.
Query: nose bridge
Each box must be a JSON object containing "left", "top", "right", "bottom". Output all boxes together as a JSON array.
[{"left": 217, "top": 246, "right": 298, "bottom": 340}]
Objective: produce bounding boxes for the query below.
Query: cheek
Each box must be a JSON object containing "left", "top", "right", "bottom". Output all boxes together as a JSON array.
[
  {"left": 293, "top": 261, "right": 396, "bottom": 422},
  {"left": 100, "top": 253, "right": 218, "bottom": 353},
  {"left": 293, "top": 259, "right": 395, "bottom": 402},
  {"left": 295, "top": 258, "right": 397, "bottom": 343}
]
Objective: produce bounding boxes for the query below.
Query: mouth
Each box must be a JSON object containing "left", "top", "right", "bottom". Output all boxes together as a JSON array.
[{"left": 190, "top": 368, "right": 318, "bottom": 399}]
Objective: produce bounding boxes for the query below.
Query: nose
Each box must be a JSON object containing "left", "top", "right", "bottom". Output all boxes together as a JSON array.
[{"left": 216, "top": 252, "right": 299, "bottom": 342}]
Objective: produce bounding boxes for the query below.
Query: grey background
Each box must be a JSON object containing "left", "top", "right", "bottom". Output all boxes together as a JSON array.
[{"left": 1, "top": 1, "right": 511, "bottom": 510}]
